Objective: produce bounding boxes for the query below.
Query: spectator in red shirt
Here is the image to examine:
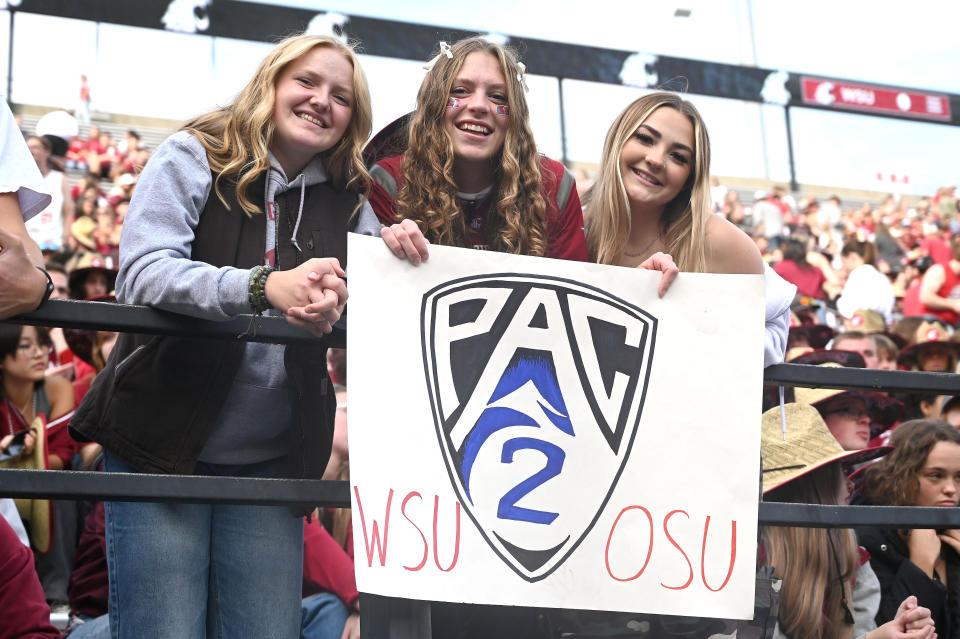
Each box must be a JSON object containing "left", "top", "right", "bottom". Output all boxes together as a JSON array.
[
  {"left": 774, "top": 238, "right": 826, "bottom": 299},
  {"left": 0, "top": 517, "right": 60, "bottom": 639}
]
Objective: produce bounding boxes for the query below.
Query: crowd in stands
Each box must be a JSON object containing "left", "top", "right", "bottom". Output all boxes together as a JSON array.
[{"left": 2, "top": 32, "right": 959, "bottom": 639}]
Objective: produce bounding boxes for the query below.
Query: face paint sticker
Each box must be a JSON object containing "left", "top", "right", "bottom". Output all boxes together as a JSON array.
[
  {"left": 447, "top": 97, "right": 461, "bottom": 109},
  {"left": 495, "top": 105, "right": 510, "bottom": 116}
]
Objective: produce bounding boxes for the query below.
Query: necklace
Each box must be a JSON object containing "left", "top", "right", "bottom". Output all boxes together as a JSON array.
[
  {"left": 623, "top": 233, "right": 661, "bottom": 258},
  {"left": 19, "top": 392, "right": 35, "bottom": 422}
]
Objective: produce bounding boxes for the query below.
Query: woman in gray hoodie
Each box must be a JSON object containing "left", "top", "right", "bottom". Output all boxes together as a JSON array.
[{"left": 71, "top": 34, "right": 378, "bottom": 639}]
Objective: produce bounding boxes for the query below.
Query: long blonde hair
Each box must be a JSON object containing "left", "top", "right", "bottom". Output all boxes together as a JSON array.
[
  {"left": 584, "top": 92, "right": 711, "bottom": 271},
  {"left": 396, "top": 37, "right": 548, "bottom": 255},
  {"left": 763, "top": 463, "right": 858, "bottom": 639},
  {"left": 183, "top": 34, "right": 372, "bottom": 215}
]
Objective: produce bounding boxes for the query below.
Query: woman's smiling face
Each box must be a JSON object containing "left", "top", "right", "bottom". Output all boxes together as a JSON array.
[
  {"left": 619, "top": 106, "right": 694, "bottom": 216},
  {"left": 270, "top": 45, "right": 354, "bottom": 176},
  {"left": 443, "top": 51, "right": 509, "bottom": 186}
]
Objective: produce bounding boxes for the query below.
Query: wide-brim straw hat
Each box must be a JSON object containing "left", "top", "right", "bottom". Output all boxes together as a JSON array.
[
  {"left": 788, "top": 349, "right": 865, "bottom": 368},
  {"left": 762, "top": 404, "right": 889, "bottom": 494},
  {"left": 0, "top": 417, "right": 52, "bottom": 553},
  {"left": 898, "top": 321, "right": 960, "bottom": 368},
  {"left": 848, "top": 308, "right": 886, "bottom": 332}
]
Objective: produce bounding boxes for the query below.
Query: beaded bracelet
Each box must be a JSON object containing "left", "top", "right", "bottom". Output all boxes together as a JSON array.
[{"left": 248, "top": 265, "right": 276, "bottom": 313}]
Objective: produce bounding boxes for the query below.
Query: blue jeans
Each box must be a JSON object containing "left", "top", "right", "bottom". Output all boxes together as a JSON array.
[
  {"left": 300, "top": 592, "right": 349, "bottom": 639},
  {"left": 67, "top": 614, "right": 110, "bottom": 639},
  {"left": 103, "top": 450, "right": 303, "bottom": 639}
]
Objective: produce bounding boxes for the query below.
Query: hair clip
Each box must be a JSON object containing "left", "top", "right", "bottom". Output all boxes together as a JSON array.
[
  {"left": 423, "top": 41, "right": 454, "bottom": 71},
  {"left": 516, "top": 61, "right": 529, "bottom": 93}
]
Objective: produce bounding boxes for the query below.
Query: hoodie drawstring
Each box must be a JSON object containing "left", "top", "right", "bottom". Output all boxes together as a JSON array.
[{"left": 289, "top": 178, "right": 306, "bottom": 254}]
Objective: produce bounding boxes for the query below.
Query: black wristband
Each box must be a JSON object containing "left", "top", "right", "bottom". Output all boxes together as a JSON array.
[{"left": 34, "top": 267, "right": 54, "bottom": 311}]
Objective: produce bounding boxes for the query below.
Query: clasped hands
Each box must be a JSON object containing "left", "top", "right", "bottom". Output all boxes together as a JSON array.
[{"left": 265, "top": 258, "right": 347, "bottom": 337}]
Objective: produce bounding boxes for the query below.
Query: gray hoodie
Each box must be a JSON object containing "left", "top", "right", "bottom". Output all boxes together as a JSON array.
[{"left": 117, "top": 131, "right": 378, "bottom": 464}]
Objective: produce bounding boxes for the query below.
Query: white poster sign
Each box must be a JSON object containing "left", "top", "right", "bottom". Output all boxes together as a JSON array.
[{"left": 347, "top": 234, "right": 764, "bottom": 618}]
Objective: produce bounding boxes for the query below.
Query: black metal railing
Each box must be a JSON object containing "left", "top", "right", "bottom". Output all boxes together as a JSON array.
[{"left": 2, "top": 298, "right": 959, "bottom": 636}]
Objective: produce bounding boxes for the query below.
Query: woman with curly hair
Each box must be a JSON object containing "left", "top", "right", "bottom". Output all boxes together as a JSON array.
[
  {"left": 583, "top": 92, "right": 795, "bottom": 365},
  {"left": 369, "top": 36, "right": 588, "bottom": 265},
  {"left": 858, "top": 419, "right": 960, "bottom": 638},
  {"left": 70, "top": 33, "right": 377, "bottom": 637}
]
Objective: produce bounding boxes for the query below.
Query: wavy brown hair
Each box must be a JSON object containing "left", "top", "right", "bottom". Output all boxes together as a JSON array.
[
  {"left": 763, "top": 463, "right": 858, "bottom": 639},
  {"left": 396, "top": 37, "right": 548, "bottom": 255},
  {"left": 583, "top": 92, "right": 710, "bottom": 271},
  {"left": 862, "top": 419, "right": 960, "bottom": 507},
  {"left": 183, "top": 34, "right": 372, "bottom": 216}
]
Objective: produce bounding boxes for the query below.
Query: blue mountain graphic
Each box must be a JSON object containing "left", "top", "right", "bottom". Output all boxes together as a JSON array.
[{"left": 460, "top": 353, "right": 574, "bottom": 503}]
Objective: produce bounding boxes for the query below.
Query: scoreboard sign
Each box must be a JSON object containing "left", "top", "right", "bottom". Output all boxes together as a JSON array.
[{"left": 801, "top": 76, "right": 951, "bottom": 121}]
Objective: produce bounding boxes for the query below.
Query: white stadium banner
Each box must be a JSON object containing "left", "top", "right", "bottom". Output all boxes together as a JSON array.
[{"left": 347, "top": 233, "right": 764, "bottom": 618}]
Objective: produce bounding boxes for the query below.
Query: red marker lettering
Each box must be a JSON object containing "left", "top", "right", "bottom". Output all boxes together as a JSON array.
[
  {"left": 401, "top": 491, "right": 428, "bottom": 572},
  {"left": 605, "top": 505, "right": 654, "bottom": 582},
  {"left": 354, "top": 486, "right": 393, "bottom": 568},
  {"left": 661, "top": 509, "right": 693, "bottom": 590},
  {"left": 701, "top": 516, "right": 737, "bottom": 592},
  {"left": 433, "top": 495, "right": 461, "bottom": 572}
]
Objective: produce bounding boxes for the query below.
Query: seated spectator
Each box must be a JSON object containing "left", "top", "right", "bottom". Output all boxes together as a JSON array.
[
  {"left": 302, "top": 515, "right": 359, "bottom": 639},
  {"left": 107, "top": 172, "right": 136, "bottom": 209},
  {"left": 64, "top": 501, "right": 107, "bottom": 639},
  {"left": 919, "top": 235, "right": 960, "bottom": 327},
  {"left": 0, "top": 516, "right": 61, "bottom": 639},
  {"left": 65, "top": 252, "right": 116, "bottom": 301},
  {"left": 761, "top": 403, "right": 933, "bottom": 639},
  {"left": 794, "top": 363, "right": 903, "bottom": 450},
  {"left": 0, "top": 324, "right": 78, "bottom": 611},
  {"left": 902, "top": 257, "right": 935, "bottom": 318},
  {"left": 90, "top": 131, "right": 117, "bottom": 179},
  {"left": 857, "top": 419, "right": 960, "bottom": 635},
  {"left": 942, "top": 397, "right": 960, "bottom": 430},
  {"left": 897, "top": 322, "right": 960, "bottom": 372},
  {"left": 774, "top": 238, "right": 826, "bottom": 300},
  {"left": 836, "top": 240, "right": 895, "bottom": 326},
  {"left": 873, "top": 333, "right": 901, "bottom": 371},
  {"left": 69, "top": 173, "right": 102, "bottom": 204},
  {"left": 894, "top": 316, "right": 927, "bottom": 348},
  {"left": 831, "top": 330, "right": 880, "bottom": 369},
  {"left": 25, "top": 135, "right": 74, "bottom": 252}
]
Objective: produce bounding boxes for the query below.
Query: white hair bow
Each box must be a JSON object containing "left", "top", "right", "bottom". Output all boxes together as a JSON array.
[
  {"left": 516, "top": 61, "right": 529, "bottom": 93},
  {"left": 423, "top": 41, "right": 454, "bottom": 71}
]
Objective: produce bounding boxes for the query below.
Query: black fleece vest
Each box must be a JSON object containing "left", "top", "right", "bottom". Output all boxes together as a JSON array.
[{"left": 72, "top": 170, "right": 357, "bottom": 482}]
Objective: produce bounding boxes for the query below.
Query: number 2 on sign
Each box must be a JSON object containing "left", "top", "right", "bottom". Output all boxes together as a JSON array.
[{"left": 497, "top": 437, "right": 565, "bottom": 525}]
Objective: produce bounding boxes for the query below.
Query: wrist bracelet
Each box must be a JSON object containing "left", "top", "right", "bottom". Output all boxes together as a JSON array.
[
  {"left": 248, "top": 265, "right": 276, "bottom": 314},
  {"left": 34, "top": 267, "right": 54, "bottom": 311}
]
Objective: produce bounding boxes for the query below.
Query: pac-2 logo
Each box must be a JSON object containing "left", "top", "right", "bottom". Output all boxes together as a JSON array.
[{"left": 422, "top": 275, "right": 656, "bottom": 582}]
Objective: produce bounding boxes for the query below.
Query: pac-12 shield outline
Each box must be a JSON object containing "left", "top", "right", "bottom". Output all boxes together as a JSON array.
[{"left": 421, "top": 274, "right": 656, "bottom": 582}]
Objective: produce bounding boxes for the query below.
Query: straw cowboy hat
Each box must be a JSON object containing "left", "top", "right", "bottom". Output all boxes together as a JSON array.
[
  {"left": 845, "top": 309, "right": 906, "bottom": 347},
  {"left": 897, "top": 321, "right": 960, "bottom": 369},
  {"left": 0, "top": 416, "right": 52, "bottom": 553},
  {"left": 792, "top": 363, "right": 903, "bottom": 439},
  {"left": 761, "top": 404, "right": 888, "bottom": 494},
  {"left": 847, "top": 309, "right": 885, "bottom": 332}
]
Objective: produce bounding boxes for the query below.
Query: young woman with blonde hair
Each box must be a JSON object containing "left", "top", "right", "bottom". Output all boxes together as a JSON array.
[
  {"left": 71, "top": 33, "right": 377, "bottom": 638},
  {"left": 761, "top": 404, "right": 936, "bottom": 639},
  {"left": 370, "top": 36, "right": 588, "bottom": 264},
  {"left": 584, "top": 92, "right": 796, "bottom": 365}
]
